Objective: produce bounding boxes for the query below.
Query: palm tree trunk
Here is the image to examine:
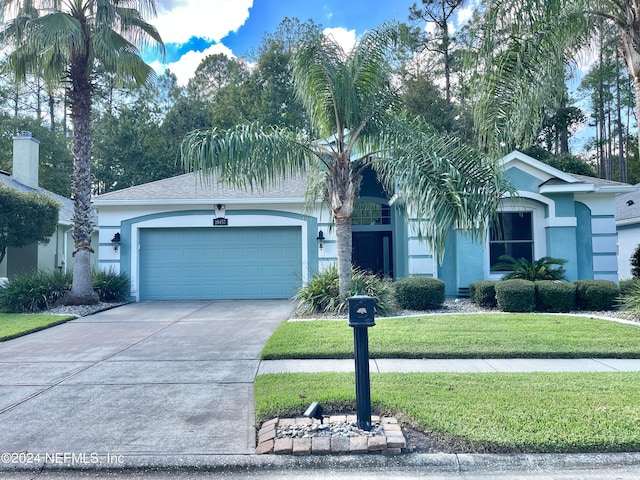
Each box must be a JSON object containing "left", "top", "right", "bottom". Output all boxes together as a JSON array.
[
  {"left": 64, "top": 45, "right": 99, "bottom": 305},
  {"left": 327, "top": 155, "right": 361, "bottom": 297},
  {"left": 334, "top": 215, "right": 353, "bottom": 298}
]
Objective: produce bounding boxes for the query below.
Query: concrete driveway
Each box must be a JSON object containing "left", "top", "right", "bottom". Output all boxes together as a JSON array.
[{"left": 0, "top": 300, "right": 294, "bottom": 460}]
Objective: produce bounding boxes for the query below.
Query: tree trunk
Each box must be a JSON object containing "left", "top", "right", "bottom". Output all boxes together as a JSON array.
[
  {"left": 598, "top": 37, "right": 607, "bottom": 178},
  {"left": 326, "top": 152, "right": 361, "bottom": 297},
  {"left": 619, "top": 32, "right": 640, "bottom": 160},
  {"left": 334, "top": 215, "right": 353, "bottom": 298},
  {"left": 62, "top": 27, "right": 99, "bottom": 305},
  {"left": 49, "top": 92, "right": 56, "bottom": 132},
  {"left": 616, "top": 64, "right": 626, "bottom": 183}
]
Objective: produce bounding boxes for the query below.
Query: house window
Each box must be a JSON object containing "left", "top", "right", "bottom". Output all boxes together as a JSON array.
[
  {"left": 352, "top": 202, "right": 391, "bottom": 225},
  {"left": 490, "top": 212, "right": 534, "bottom": 269}
]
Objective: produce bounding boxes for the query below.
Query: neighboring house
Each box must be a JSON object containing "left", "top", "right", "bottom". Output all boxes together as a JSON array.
[
  {"left": 616, "top": 184, "right": 640, "bottom": 280},
  {"left": 94, "top": 150, "right": 634, "bottom": 301},
  {"left": 0, "top": 132, "right": 97, "bottom": 278}
]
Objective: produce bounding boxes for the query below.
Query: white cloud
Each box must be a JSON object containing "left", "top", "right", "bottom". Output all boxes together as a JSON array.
[
  {"left": 153, "top": 43, "right": 235, "bottom": 86},
  {"left": 456, "top": 6, "right": 474, "bottom": 26},
  {"left": 151, "top": 0, "right": 253, "bottom": 44},
  {"left": 323, "top": 27, "right": 357, "bottom": 54}
]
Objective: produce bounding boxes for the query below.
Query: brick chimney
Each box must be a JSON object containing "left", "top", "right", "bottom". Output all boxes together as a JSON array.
[{"left": 12, "top": 131, "right": 40, "bottom": 189}]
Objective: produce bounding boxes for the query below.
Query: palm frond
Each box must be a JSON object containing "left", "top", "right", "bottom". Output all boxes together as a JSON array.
[
  {"left": 180, "top": 122, "right": 322, "bottom": 190},
  {"left": 373, "top": 116, "right": 514, "bottom": 259},
  {"left": 471, "top": 0, "right": 595, "bottom": 157}
]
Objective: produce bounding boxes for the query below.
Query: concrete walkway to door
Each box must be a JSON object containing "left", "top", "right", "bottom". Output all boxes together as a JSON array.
[{"left": 0, "top": 300, "right": 295, "bottom": 462}]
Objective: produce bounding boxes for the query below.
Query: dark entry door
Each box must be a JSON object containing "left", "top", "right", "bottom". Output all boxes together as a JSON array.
[{"left": 352, "top": 231, "right": 393, "bottom": 278}]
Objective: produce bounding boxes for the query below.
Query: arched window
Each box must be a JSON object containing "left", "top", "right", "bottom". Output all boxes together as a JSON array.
[{"left": 352, "top": 201, "right": 391, "bottom": 226}]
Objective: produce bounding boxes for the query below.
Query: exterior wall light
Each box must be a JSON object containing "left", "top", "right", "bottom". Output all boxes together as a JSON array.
[
  {"left": 316, "top": 230, "right": 325, "bottom": 250},
  {"left": 111, "top": 232, "right": 121, "bottom": 252}
]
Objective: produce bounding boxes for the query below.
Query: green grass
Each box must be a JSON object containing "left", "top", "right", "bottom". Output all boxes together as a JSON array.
[
  {"left": 262, "top": 314, "right": 640, "bottom": 359},
  {"left": 256, "top": 372, "right": 640, "bottom": 453},
  {"left": 0, "top": 313, "right": 75, "bottom": 341}
]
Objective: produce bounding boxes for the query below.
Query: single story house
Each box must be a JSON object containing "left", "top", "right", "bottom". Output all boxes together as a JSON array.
[
  {"left": 93, "top": 150, "right": 634, "bottom": 301},
  {"left": 616, "top": 184, "right": 640, "bottom": 280},
  {"left": 0, "top": 133, "right": 97, "bottom": 278}
]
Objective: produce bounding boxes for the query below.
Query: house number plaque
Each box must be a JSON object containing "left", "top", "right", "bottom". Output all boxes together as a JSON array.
[{"left": 213, "top": 218, "right": 229, "bottom": 226}]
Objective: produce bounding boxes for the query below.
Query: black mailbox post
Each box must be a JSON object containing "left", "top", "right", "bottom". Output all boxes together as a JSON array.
[{"left": 348, "top": 294, "right": 376, "bottom": 431}]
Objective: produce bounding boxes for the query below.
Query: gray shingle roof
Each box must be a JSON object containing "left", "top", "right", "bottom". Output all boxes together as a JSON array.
[
  {"left": 616, "top": 184, "right": 640, "bottom": 223},
  {"left": 541, "top": 174, "right": 632, "bottom": 188},
  {"left": 0, "top": 172, "right": 74, "bottom": 224},
  {"left": 572, "top": 174, "right": 632, "bottom": 188},
  {"left": 93, "top": 171, "right": 310, "bottom": 203}
]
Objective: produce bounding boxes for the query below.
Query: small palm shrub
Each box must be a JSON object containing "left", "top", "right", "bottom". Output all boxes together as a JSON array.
[
  {"left": 574, "top": 280, "right": 620, "bottom": 311},
  {"left": 491, "top": 255, "right": 567, "bottom": 281},
  {"left": 620, "top": 281, "right": 640, "bottom": 319},
  {"left": 0, "top": 270, "right": 72, "bottom": 313},
  {"left": 535, "top": 281, "right": 576, "bottom": 313},
  {"left": 92, "top": 269, "right": 130, "bottom": 302},
  {"left": 0, "top": 269, "right": 130, "bottom": 313},
  {"left": 620, "top": 278, "right": 640, "bottom": 297},
  {"left": 495, "top": 279, "right": 535, "bottom": 312},
  {"left": 632, "top": 244, "right": 640, "bottom": 278},
  {"left": 470, "top": 281, "right": 498, "bottom": 308},
  {"left": 294, "top": 265, "right": 395, "bottom": 316},
  {"left": 394, "top": 276, "right": 445, "bottom": 310}
]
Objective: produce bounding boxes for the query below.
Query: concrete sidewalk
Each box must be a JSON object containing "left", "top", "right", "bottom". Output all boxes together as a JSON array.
[{"left": 258, "top": 357, "right": 640, "bottom": 374}]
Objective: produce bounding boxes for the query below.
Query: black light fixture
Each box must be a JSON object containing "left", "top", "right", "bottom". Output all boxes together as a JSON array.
[
  {"left": 304, "top": 401, "right": 324, "bottom": 423},
  {"left": 316, "top": 230, "right": 325, "bottom": 250},
  {"left": 111, "top": 232, "right": 121, "bottom": 252}
]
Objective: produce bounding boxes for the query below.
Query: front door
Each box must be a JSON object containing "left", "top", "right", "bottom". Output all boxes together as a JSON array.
[{"left": 352, "top": 231, "right": 393, "bottom": 279}]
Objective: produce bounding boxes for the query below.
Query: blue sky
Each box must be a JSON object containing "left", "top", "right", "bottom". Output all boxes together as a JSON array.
[
  {"left": 145, "top": 0, "right": 471, "bottom": 86},
  {"left": 144, "top": 0, "right": 597, "bottom": 153}
]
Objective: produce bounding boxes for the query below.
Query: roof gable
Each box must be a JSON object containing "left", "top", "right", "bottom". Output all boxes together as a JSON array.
[
  {"left": 501, "top": 150, "right": 634, "bottom": 195},
  {"left": 500, "top": 150, "right": 578, "bottom": 184}
]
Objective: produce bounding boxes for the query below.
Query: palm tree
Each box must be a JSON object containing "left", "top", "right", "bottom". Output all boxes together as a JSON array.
[
  {"left": 0, "top": 0, "right": 164, "bottom": 304},
  {"left": 181, "top": 23, "right": 511, "bottom": 297},
  {"left": 472, "top": 0, "right": 640, "bottom": 158}
]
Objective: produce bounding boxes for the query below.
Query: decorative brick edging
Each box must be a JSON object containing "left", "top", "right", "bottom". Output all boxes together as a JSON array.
[{"left": 256, "top": 415, "right": 407, "bottom": 455}]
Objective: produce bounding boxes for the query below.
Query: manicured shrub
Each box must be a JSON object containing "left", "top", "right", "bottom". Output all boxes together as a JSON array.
[
  {"left": 0, "top": 270, "right": 72, "bottom": 313},
  {"left": 92, "top": 269, "right": 130, "bottom": 302},
  {"left": 535, "top": 280, "right": 576, "bottom": 312},
  {"left": 394, "top": 276, "right": 445, "bottom": 310},
  {"left": 574, "top": 280, "right": 620, "bottom": 311},
  {"left": 470, "top": 281, "right": 497, "bottom": 308},
  {"left": 294, "top": 265, "right": 395, "bottom": 316},
  {"left": 495, "top": 279, "right": 535, "bottom": 312}
]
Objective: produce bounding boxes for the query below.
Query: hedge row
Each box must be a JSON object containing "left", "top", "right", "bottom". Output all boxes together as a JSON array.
[{"left": 469, "top": 279, "right": 621, "bottom": 313}]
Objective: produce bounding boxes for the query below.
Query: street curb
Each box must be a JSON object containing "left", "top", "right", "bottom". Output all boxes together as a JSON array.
[{"left": 3, "top": 452, "right": 640, "bottom": 474}]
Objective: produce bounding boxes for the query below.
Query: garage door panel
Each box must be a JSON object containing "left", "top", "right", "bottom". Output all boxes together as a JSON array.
[{"left": 139, "top": 227, "right": 302, "bottom": 300}]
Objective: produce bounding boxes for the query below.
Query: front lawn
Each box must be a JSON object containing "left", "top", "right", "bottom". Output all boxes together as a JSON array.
[
  {"left": 0, "top": 313, "right": 75, "bottom": 341},
  {"left": 262, "top": 314, "right": 640, "bottom": 359},
  {"left": 256, "top": 371, "right": 640, "bottom": 453}
]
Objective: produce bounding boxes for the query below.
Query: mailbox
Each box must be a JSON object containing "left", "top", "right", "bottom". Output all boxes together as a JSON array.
[{"left": 348, "top": 294, "right": 376, "bottom": 327}]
